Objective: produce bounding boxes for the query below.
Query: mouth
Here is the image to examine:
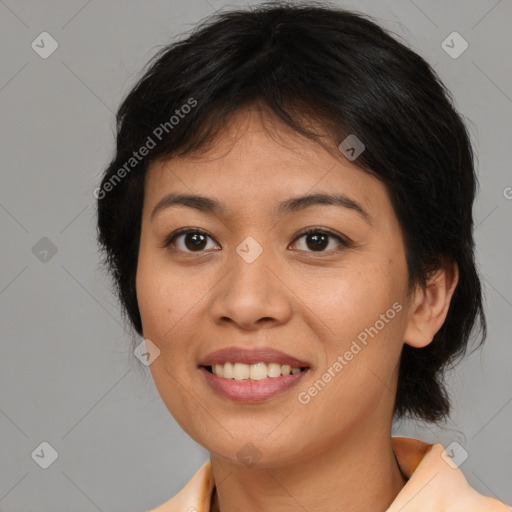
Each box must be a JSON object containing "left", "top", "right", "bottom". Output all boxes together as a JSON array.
[
  {"left": 203, "top": 362, "right": 309, "bottom": 380},
  {"left": 198, "top": 347, "right": 311, "bottom": 402}
]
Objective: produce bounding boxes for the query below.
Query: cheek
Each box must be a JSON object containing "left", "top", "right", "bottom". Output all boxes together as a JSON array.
[
  {"left": 136, "top": 252, "right": 199, "bottom": 344},
  {"left": 136, "top": 265, "right": 171, "bottom": 341},
  {"left": 136, "top": 256, "right": 208, "bottom": 434},
  {"left": 301, "top": 265, "right": 395, "bottom": 337},
  {"left": 297, "top": 258, "right": 406, "bottom": 387}
]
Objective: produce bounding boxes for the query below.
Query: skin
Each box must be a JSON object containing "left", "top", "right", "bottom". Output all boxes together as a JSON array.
[{"left": 136, "top": 104, "right": 459, "bottom": 512}]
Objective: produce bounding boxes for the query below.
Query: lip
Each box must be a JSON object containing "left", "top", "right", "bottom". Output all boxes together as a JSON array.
[
  {"left": 198, "top": 346, "right": 311, "bottom": 368},
  {"left": 200, "top": 366, "right": 310, "bottom": 402}
]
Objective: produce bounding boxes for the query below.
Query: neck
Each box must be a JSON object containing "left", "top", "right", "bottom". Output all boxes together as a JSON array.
[{"left": 209, "top": 427, "right": 407, "bottom": 512}]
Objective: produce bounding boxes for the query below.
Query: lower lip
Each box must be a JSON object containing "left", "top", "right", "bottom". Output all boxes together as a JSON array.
[{"left": 200, "top": 366, "right": 309, "bottom": 402}]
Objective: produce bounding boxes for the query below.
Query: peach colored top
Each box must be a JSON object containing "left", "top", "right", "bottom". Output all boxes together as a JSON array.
[{"left": 148, "top": 437, "right": 510, "bottom": 511}]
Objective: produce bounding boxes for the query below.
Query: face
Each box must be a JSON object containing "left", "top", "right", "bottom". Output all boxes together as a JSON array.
[{"left": 136, "top": 106, "right": 415, "bottom": 468}]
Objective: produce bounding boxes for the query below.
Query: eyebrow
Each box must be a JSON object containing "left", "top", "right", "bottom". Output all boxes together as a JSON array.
[{"left": 150, "top": 192, "right": 371, "bottom": 223}]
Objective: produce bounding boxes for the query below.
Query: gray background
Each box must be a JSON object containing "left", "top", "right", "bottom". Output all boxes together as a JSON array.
[{"left": 1, "top": 0, "right": 511, "bottom": 510}]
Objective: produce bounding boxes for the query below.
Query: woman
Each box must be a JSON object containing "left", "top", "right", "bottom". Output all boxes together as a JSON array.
[{"left": 96, "top": 2, "right": 510, "bottom": 510}]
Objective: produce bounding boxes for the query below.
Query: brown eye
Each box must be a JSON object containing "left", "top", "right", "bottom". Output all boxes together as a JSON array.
[
  {"left": 164, "top": 228, "right": 219, "bottom": 253},
  {"left": 290, "top": 227, "right": 349, "bottom": 253},
  {"left": 162, "top": 226, "right": 350, "bottom": 255}
]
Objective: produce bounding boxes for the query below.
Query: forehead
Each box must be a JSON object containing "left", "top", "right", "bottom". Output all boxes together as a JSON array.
[{"left": 144, "top": 106, "right": 391, "bottom": 223}]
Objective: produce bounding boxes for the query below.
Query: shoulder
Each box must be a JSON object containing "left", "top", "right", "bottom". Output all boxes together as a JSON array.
[
  {"left": 147, "top": 461, "right": 214, "bottom": 512},
  {"left": 389, "top": 437, "right": 511, "bottom": 512}
]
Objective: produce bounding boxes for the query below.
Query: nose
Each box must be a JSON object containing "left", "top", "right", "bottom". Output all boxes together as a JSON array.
[{"left": 208, "top": 240, "right": 293, "bottom": 331}]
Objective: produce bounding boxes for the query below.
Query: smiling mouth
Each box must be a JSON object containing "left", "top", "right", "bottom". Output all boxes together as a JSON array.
[{"left": 204, "top": 362, "right": 309, "bottom": 380}]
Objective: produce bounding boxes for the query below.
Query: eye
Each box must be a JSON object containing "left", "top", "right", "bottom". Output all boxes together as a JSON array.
[
  {"left": 162, "top": 226, "right": 350, "bottom": 254},
  {"left": 162, "top": 228, "right": 220, "bottom": 253},
  {"left": 289, "top": 227, "right": 350, "bottom": 253}
]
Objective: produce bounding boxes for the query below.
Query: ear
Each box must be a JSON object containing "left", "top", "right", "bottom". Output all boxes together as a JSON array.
[{"left": 403, "top": 260, "right": 459, "bottom": 349}]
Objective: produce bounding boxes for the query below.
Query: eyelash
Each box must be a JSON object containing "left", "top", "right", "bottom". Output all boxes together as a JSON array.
[{"left": 161, "top": 226, "right": 351, "bottom": 254}]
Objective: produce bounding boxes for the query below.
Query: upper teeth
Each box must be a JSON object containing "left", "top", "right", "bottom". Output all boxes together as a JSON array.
[{"left": 211, "top": 362, "right": 303, "bottom": 380}]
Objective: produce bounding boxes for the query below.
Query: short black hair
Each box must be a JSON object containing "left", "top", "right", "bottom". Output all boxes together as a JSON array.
[{"left": 96, "top": 0, "right": 486, "bottom": 423}]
